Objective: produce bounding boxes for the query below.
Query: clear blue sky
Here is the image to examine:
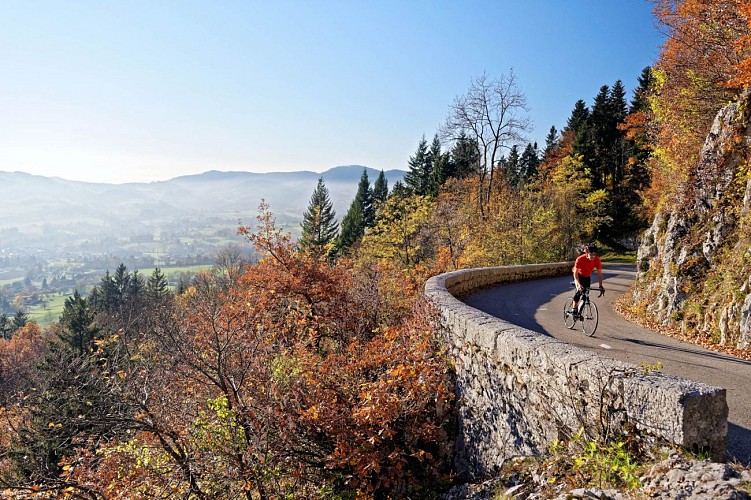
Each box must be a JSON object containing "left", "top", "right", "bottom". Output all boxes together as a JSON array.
[{"left": 1, "top": 1, "right": 663, "bottom": 184}]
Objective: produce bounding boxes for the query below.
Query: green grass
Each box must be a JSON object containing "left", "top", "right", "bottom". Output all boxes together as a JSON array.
[
  {"left": 0, "top": 277, "right": 24, "bottom": 286},
  {"left": 595, "top": 239, "right": 637, "bottom": 264},
  {"left": 159, "top": 264, "right": 213, "bottom": 280},
  {"left": 27, "top": 293, "right": 68, "bottom": 328}
]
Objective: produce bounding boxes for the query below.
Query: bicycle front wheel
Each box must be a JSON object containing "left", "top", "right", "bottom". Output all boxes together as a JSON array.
[
  {"left": 563, "top": 298, "right": 577, "bottom": 329},
  {"left": 581, "top": 301, "right": 598, "bottom": 336}
]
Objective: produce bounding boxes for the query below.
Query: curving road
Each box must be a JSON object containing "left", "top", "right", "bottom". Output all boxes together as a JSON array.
[{"left": 463, "top": 263, "right": 751, "bottom": 465}]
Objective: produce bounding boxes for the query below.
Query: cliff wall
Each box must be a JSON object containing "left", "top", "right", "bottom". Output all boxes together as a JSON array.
[{"left": 625, "top": 88, "right": 751, "bottom": 349}]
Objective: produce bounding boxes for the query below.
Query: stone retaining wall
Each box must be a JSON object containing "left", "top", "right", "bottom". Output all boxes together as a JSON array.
[{"left": 425, "top": 263, "right": 728, "bottom": 481}]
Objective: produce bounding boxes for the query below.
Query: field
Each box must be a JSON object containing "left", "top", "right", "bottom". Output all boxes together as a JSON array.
[
  {"left": 23, "top": 265, "right": 213, "bottom": 328},
  {"left": 27, "top": 293, "right": 68, "bottom": 328}
]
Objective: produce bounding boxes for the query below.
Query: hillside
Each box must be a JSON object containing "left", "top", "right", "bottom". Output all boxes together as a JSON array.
[
  {"left": 623, "top": 88, "right": 751, "bottom": 351},
  {"left": 0, "top": 166, "right": 405, "bottom": 257}
]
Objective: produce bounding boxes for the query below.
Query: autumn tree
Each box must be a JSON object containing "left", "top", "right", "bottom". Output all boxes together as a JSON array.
[
  {"left": 0, "top": 322, "right": 47, "bottom": 404},
  {"left": 360, "top": 194, "right": 436, "bottom": 268},
  {"left": 649, "top": 0, "right": 747, "bottom": 209},
  {"left": 35, "top": 202, "right": 453, "bottom": 498},
  {"left": 441, "top": 71, "right": 532, "bottom": 218}
]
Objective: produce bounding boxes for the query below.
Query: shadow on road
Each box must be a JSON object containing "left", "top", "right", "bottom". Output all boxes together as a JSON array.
[
  {"left": 728, "top": 424, "right": 751, "bottom": 466},
  {"left": 623, "top": 338, "right": 751, "bottom": 367}
]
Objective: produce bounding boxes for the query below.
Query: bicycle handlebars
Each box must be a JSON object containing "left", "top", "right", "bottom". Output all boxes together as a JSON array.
[{"left": 571, "top": 281, "right": 605, "bottom": 297}]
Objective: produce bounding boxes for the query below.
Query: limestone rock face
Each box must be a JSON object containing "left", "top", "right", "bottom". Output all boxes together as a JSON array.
[{"left": 630, "top": 89, "right": 751, "bottom": 349}]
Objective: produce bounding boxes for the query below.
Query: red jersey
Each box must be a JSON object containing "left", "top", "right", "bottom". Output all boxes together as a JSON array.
[{"left": 573, "top": 253, "right": 602, "bottom": 277}]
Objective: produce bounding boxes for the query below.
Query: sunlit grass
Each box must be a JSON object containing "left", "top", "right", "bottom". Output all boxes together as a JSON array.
[{"left": 27, "top": 293, "right": 68, "bottom": 328}]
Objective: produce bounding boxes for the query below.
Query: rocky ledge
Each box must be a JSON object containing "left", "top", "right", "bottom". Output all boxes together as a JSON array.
[{"left": 442, "top": 453, "right": 751, "bottom": 499}]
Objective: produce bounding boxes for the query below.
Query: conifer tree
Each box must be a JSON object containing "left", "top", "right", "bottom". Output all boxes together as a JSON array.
[
  {"left": 0, "top": 313, "right": 11, "bottom": 340},
  {"left": 300, "top": 177, "right": 339, "bottom": 258},
  {"left": 89, "top": 270, "right": 116, "bottom": 312},
  {"left": 355, "top": 169, "right": 375, "bottom": 229},
  {"left": 59, "top": 290, "right": 99, "bottom": 355},
  {"left": 427, "top": 134, "right": 447, "bottom": 196},
  {"left": 336, "top": 199, "right": 364, "bottom": 255},
  {"left": 449, "top": 132, "right": 480, "bottom": 180},
  {"left": 113, "top": 263, "right": 131, "bottom": 305},
  {"left": 336, "top": 170, "right": 375, "bottom": 254},
  {"left": 502, "top": 145, "right": 521, "bottom": 186},
  {"left": 543, "top": 126, "right": 559, "bottom": 160},
  {"left": 609, "top": 80, "right": 628, "bottom": 122},
  {"left": 518, "top": 142, "right": 540, "bottom": 185},
  {"left": 373, "top": 170, "right": 389, "bottom": 206},
  {"left": 566, "top": 100, "right": 590, "bottom": 134},
  {"left": 630, "top": 67, "right": 654, "bottom": 113},
  {"left": 147, "top": 267, "right": 170, "bottom": 300},
  {"left": 404, "top": 136, "right": 432, "bottom": 195},
  {"left": 389, "top": 180, "right": 410, "bottom": 200},
  {"left": 11, "top": 310, "right": 28, "bottom": 331}
]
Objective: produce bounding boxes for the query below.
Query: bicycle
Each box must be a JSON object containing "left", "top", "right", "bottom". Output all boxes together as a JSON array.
[{"left": 563, "top": 282, "right": 604, "bottom": 336}]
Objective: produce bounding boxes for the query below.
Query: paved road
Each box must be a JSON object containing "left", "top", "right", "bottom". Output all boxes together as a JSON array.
[{"left": 464, "top": 263, "right": 751, "bottom": 465}]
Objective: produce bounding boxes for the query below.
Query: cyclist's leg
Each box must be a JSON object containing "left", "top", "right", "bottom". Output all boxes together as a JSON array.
[{"left": 572, "top": 274, "right": 590, "bottom": 313}]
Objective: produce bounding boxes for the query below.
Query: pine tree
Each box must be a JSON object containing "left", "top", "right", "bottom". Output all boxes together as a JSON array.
[
  {"left": 543, "top": 126, "right": 559, "bottom": 160},
  {"left": 502, "top": 145, "right": 521, "bottom": 186},
  {"left": 518, "top": 143, "right": 540, "bottom": 185},
  {"left": 89, "top": 270, "right": 117, "bottom": 312},
  {"left": 0, "top": 313, "right": 11, "bottom": 340},
  {"left": 427, "top": 134, "right": 444, "bottom": 196},
  {"left": 404, "top": 136, "right": 431, "bottom": 195},
  {"left": 566, "top": 100, "right": 590, "bottom": 134},
  {"left": 59, "top": 290, "right": 99, "bottom": 355},
  {"left": 373, "top": 170, "right": 389, "bottom": 206},
  {"left": 11, "top": 310, "right": 28, "bottom": 331},
  {"left": 147, "top": 267, "right": 170, "bottom": 300},
  {"left": 449, "top": 132, "right": 480, "bottom": 180},
  {"left": 389, "top": 180, "right": 410, "bottom": 200},
  {"left": 113, "top": 263, "right": 131, "bottom": 305},
  {"left": 630, "top": 66, "right": 654, "bottom": 113},
  {"left": 336, "top": 199, "right": 364, "bottom": 255},
  {"left": 300, "top": 177, "right": 339, "bottom": 258},
  {"left": 355, "top": 169, "right": 375, "bottom": 229}
]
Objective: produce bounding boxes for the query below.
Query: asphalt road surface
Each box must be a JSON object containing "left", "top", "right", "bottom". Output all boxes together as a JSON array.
[{"left": 464, "top": 263, "right": 751, "bottom": 465}]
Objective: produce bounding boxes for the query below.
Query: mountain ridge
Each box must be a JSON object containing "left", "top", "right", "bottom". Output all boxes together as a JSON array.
[{"left": 0, "top": 165, "right": 405, "bottom": 256}]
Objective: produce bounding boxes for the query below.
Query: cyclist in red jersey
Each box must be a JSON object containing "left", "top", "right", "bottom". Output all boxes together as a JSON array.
[{"left": 571, "top": 243, "right": 603, "bottom": 313}]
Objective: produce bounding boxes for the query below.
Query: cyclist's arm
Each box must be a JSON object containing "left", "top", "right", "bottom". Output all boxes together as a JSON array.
[
  {"left": 572, "top": 266, "right": 582, "bottom": 290},
  {"left": 595, "top": 263, "right": 604, "bottom": 288}
]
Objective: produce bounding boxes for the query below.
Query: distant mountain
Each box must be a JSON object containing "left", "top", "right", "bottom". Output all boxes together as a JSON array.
[{"left": 0, "top": 165, "right": 405, "bottom": 242}]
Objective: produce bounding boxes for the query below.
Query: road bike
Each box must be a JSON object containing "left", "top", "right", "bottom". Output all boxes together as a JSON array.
[{"left": 563, "top": 282, "right": 604, "bottom": 336}]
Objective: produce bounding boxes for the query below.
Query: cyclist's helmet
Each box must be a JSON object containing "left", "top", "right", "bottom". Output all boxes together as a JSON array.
[{"left": 584, "top": 243, "right": 598, "bottom": 254}]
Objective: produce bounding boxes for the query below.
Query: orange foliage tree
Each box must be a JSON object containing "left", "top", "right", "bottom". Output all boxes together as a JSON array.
[
  {"left": 59, "top": 202, "right": 454, "bottom": 498},
  {"left": 649, "top": 0, "right": 749, "bottom": 209}
]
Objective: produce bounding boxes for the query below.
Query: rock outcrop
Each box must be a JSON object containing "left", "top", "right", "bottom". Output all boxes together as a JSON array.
[{"left": 628, "top": 88, "right": 751, "bottom": 349}]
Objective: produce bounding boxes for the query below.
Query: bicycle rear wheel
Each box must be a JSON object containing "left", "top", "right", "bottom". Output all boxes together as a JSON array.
[
  {"left": 563, "top": 298, "right": 577, "bottom": 329},
  {"left": 581, "top": 301, "right": 598, "bottom": 336}
]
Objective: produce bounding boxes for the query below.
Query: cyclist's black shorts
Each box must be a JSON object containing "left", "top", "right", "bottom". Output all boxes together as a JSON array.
[{"left": 574, "top": 274, "right": 591, "bottom": 301}]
